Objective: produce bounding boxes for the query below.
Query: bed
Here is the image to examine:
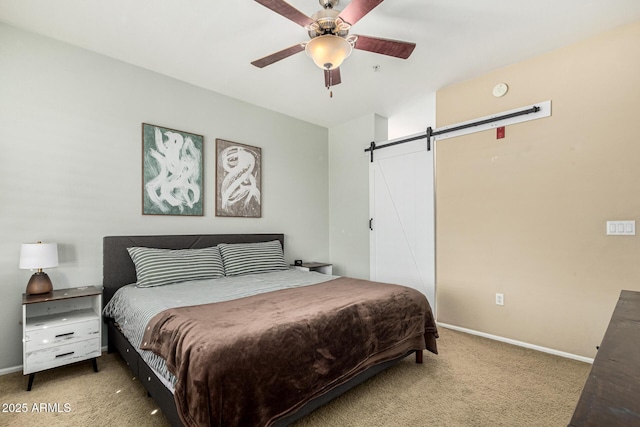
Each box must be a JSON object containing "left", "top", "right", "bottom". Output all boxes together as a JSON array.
[{"left": 102, "top": 233, "right": 438, "bottom": 427}]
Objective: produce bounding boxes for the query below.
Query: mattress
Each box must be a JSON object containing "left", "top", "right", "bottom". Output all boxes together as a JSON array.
[{"left": 102, "top": 268, "right": 337, "bottom": 388}]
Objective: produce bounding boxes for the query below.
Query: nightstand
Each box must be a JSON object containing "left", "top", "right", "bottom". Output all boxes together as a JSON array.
[
  {"left": 293, "top": 262, "right": 333, "bottom": 275},
  {"left": 22, "top": 286, "right": 102, "bottom": 391}
]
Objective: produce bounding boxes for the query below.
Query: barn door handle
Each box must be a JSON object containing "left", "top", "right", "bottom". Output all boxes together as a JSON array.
[{"left": 369, "top": 218, "right": 373, "bottom": 230}]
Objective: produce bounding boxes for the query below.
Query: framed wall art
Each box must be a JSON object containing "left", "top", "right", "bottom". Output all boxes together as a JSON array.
[
  {"left": 142, "top": 123, "right": 204, "bottom": 216},
  {"left": 215, "top": 139, "right": 261, "bottom": 218}
]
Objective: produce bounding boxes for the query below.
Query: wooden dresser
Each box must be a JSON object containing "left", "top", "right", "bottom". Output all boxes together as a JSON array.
[{"left": 569, "top": 290, "right": 640, "bottom": 426}]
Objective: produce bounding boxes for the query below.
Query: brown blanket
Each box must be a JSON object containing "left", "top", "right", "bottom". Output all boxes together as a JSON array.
[{"left": 140, "top": 277, "right": 438, "bottom": 427}]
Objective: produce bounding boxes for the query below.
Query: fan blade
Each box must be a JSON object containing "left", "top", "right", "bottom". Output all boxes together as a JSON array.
[
  {"left": 324, "top": 68, "right": 342, "bottom": 87},
  {"left": 251, "top": 43, "right": 305, "bottom": 68},
  {"left": 353, "top": 35, "right": 416, "bottom": 59},
  {"left": 338, "top": 0, "right": 384, "bottom": 26},
  {"left": 255, "top": 0, "right": 314, "bottom": 27}
]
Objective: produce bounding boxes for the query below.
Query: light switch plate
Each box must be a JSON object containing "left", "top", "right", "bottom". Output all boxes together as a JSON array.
[{"left": 606, "top": 220, "right": 635, "bottom": 235}]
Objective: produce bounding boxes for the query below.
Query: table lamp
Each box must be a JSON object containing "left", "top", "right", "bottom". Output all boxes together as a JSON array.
[{"left": 19, "top": 242, "right": 58, "bottom": 295}]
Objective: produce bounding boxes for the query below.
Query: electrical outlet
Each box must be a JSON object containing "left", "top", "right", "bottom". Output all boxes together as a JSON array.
[{"left": 495, "top": 293, "right": 504, "bottom": 306}]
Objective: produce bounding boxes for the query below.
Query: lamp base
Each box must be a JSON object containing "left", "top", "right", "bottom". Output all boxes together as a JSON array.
[{"left": 26, "top": 272, "right": 53, "bottom": 295}]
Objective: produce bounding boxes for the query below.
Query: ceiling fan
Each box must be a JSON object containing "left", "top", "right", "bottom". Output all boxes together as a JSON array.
[{"left": 251, "top": 0, "right": 416, "bottom": 95}]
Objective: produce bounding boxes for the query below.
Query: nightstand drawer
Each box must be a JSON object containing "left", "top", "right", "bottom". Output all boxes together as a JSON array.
[
  {"left": 25, "top": 319, "right": 100, "bottom": 351},
  {"left": 24, "top": 338, "right": 101, "bottom": 374}
]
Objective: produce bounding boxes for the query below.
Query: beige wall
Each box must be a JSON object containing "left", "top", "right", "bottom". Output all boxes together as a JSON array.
[{"left": 435, "top": 21, "right": 640, "bottom": 358}]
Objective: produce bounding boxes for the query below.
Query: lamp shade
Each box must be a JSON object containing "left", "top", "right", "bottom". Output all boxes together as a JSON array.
[
  {"left": 19, "top": 242, "right": 58, "bottom": 270},
  {"left": 305, "top": 35, "right": 353, "bottom": 70}
]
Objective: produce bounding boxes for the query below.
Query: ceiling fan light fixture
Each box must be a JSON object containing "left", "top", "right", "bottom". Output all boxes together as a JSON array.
[{"left": 305, "top": 35, "right": 353, "bottom": 70}]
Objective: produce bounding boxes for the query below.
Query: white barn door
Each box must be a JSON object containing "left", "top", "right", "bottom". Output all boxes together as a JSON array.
[{"left": 369, "top": 138, "right": 435, "bottom": 312}]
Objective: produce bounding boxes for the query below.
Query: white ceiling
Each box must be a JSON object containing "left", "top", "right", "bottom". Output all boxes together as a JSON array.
[{"left": 2, "top": 0, "right": 640, "bottom": 128}]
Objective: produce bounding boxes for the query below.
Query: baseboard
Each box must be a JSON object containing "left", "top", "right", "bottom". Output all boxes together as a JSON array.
[
  {"left": 0, "top": 365, "right": 23, "bottom": 376},
  {"left": 438, "top": 322, "right": 594, "bottom": 364}
]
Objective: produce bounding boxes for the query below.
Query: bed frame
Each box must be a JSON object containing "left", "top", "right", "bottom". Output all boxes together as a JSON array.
[{"left": 102, "top": 233, "right": 420, "bottom": 427}]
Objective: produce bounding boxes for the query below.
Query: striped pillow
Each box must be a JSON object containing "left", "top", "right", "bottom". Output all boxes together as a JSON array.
[
  {"left": 218, "top": 240, "right": 287, "bottom": 276},
  {"left": 127, "top": 246, "right": 225, "bottom": 287}
]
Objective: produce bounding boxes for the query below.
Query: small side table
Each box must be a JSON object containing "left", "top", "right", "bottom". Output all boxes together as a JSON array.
[
  {"left": 22, "top": 286, "right": 102, "bottom": 391},
  {"left": 293, "top": 262, "right": 333, "bottom": 275}
]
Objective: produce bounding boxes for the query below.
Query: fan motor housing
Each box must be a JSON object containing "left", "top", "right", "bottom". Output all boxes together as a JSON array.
[
  {"left": 308, "top": 8, "right": 349, "bottom": 38},
  {"left": 319, "top": 0, "right": 339, "bottom": 9}
]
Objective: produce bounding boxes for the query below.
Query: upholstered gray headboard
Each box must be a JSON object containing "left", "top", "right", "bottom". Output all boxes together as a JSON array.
[{"left": 102, "top": 234, "right": 285, "bottom": 307}]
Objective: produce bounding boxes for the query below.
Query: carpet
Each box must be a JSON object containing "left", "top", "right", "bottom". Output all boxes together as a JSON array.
[{"left": 0, "top": 327, "right": 590, "bottom": 426}]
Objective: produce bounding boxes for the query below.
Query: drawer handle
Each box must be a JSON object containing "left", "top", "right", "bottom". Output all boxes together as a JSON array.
[
  {"left": 55, "top": 332, "right": 75, "bottom": 338},
  {"left": 55, "top": 351, "right": 75, "bottom": 358}
]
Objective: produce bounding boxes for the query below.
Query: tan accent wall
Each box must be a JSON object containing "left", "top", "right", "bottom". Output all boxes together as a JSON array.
[{"left": 435, "top": 21, "right": 640, "bottom": 358}]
